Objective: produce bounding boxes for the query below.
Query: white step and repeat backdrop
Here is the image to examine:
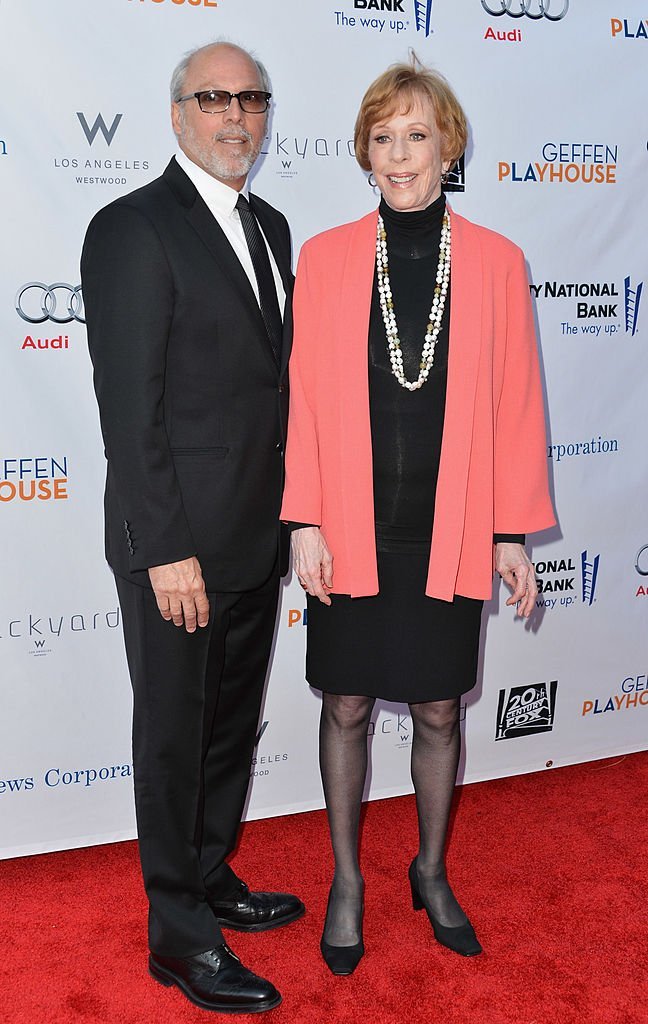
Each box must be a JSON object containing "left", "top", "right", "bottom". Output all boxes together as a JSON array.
[{"left": 1, "top": 0, "right": 646, "bottom": 859}]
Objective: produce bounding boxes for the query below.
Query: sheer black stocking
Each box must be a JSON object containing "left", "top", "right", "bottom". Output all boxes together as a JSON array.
[
  {"left": 319, "top": 692, "right": 375, "bottom": 946},
  {"left": 409, "top": 697, "right": 467, "bottom": 927}
]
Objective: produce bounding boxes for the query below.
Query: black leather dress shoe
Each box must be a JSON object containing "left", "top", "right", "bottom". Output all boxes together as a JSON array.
[
  {"left": 149, "top": 942, "right": 281, "bottom": 1014},
  {"left": 208, "top": 881, "right": 305, "bottom": 932}
]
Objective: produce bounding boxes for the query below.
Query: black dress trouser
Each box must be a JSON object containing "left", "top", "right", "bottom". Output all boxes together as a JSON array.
[{"left": 115, "top": 565, "right": 280, "bottom": 957}]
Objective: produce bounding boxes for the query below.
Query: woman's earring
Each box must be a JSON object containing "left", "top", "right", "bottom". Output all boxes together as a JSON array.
[
  {"left": 368, "top": 173, "right": 377, "bottom": 188},
  {"left": 440, "top": 171, "right": 449, "bottom": 186}
]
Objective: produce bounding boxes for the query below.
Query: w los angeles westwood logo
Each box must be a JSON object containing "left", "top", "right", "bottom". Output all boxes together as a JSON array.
[{"left": 76, "top": 112, "right": 123, "bottom": 147}]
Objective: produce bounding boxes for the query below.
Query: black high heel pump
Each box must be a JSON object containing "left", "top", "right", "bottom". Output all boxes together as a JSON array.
[
  {"left": 320, "top": 890, "right": 365, "bottom": 975},
  {"left": 408, "top": 857, "right": 482, "bottom": 957}
]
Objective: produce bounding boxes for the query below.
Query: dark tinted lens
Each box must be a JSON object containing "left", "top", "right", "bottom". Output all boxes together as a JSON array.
[
  {"left": 198, "top": 90, "right": 230, "bottom": 112},
  {"left": 238, "top": 91, "right": 269, "bottom": 113}
]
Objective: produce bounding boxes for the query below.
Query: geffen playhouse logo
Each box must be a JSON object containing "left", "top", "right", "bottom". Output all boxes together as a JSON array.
[{"left": 499, "top": 141, "right": 618, "bottom": 185}]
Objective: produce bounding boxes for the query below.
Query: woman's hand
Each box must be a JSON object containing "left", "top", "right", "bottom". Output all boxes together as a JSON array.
[
  {"left": 495, "top": 543, "right": 537, "bottom": 619},
  {"left": 291, "top": 527, "right": 334, "bottom": 606}
]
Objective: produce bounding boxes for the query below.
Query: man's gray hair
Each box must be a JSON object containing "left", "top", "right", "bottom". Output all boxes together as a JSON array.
[{"left": 170, "top": 40, "right": 271, "bottom": 102}]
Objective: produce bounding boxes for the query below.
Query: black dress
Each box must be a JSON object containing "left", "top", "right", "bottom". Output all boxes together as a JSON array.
[{"left": 305, "top": 195, "right": 483, "bottom": 704}]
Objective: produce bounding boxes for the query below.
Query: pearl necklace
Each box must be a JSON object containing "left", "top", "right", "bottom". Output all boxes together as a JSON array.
[{"left": 376, "top": 210, "right": 451, "bottom": 391}]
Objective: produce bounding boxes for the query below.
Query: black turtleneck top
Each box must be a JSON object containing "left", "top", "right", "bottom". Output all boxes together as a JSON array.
[{"left": 371, "top": 194, "right": 449, "bottom": 553}]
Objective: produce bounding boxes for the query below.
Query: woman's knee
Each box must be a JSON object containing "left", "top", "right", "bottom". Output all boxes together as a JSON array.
[
  {"left": 409, "top": 697, "right": 459, "bottom": 736},
  {"left": 321, "top": 693, "right": 375, "bottom": 731}
]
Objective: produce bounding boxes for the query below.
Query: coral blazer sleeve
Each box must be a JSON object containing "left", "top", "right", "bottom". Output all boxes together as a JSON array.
[
  {"left": 281, "top": 208, "right": 556, "bottom": 601},
  {"left": 493, "top": 247, "right": 554, "bottom": 533}
]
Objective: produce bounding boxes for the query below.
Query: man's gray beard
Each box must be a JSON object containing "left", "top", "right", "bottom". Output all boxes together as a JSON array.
[{"left": 181, "top": 123, "right": 263, "bottom": 180}]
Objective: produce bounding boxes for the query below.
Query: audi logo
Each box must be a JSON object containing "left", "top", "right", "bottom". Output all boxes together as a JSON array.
[
  {"left": 481, "top": 0, "right": 569, "bottom": 19},
  {"left": 636, "top": 545, "right": 648, "bottom": 577},
  {"left": 16, "top": 282, "right": 85, "bottom": 324}
]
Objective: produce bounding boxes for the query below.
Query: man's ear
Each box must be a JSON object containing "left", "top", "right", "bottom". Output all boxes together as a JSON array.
[{"left": 171, "top": 103, "right": 182, "bottom": 138}]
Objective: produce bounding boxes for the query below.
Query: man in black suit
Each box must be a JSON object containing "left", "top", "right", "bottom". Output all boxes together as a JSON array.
[{"left": 81, "top": 42, "right": 302, "bottom": 1014}]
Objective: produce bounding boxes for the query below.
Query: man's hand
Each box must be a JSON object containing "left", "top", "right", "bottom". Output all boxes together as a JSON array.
[
  {"left": 495, "top": 543, "right": 537, "bottom": 619},
  {"left": 148, "top": 556, "right": 210, "bottom": 633},
  {"left": 291, "top": 527, "right": 334, "bottom": 606}
]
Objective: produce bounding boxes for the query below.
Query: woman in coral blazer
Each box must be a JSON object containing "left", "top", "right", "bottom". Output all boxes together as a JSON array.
[{"left": 281, "top": 59, "right": 555, "bottom": 975}]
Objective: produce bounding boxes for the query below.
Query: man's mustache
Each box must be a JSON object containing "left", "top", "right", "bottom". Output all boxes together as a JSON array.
[{"left": 212, "top": 129, "right": 253, "bottom": 144}]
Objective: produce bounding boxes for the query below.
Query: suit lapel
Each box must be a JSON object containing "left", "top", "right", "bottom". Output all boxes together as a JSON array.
[{"left": 163, "top": 159, "right": 281, "bottom": 376}]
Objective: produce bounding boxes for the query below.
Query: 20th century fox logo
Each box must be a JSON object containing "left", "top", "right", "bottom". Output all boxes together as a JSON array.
[{"left": 495, "top": 681, "right": 558, "bottom": 740}]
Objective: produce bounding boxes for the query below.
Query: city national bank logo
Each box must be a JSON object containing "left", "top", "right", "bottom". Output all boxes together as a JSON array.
[
  {"left": 611, "top": 17, "right": 648, "bottom": 40},
  {"left": 0, "top": 136, "right": 7, "bottom": 157},
  {"left": 625, "top": 277, "right": 643, "bottom": 336},
  {"left": 0, "top": 457, "right": 69, "bottom": 504},
  {"left": 530, "top": 274, "right": 642, "bottom": 338},
  {"left": 250, "top": 720, "right": 289, "bottom": 778},
  {"left": 634, "top": 544, "right": 648, "bottom": 598},
  {"left": 496, "top": 681, "right": 558, "bottom": 740},
  {"left": 52, "top": 112, "right": 150, "bottom": 187},
  {"left": 413, "top": 0, "right": 434, "bottom": 35},
  {"left": 534, "top": 550, "right": 600, "bottom": 610},
  {"left": 0, "top": 606, "right": 121, "bottom": 658},
  {"left": 499, "top": 142, "right": 617, "bottom": 186},
  {"left": 582, "top": 675, "right": 648, "bottom": 718},
  {"left": 334, "top": 0, "right": 434, "bottom": 36}
]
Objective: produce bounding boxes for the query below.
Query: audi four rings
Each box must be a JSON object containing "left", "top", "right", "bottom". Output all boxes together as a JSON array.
[
  {"left": 636, "top": 546, "right": 648, "bottom": 577},
  {"left": 15, "top": 282, "right": 85, "bottom": 324},
  {"left": 481, "top": 0, "right": 569, "bottom": 19}
]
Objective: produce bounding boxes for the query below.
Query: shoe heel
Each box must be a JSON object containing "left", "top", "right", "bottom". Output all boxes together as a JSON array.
[
  {"left": 411, "top": 886, "right": 424, "bottom": 912},
  {"left": 408, "top": 859, "right": 424, "bottom": 911}
]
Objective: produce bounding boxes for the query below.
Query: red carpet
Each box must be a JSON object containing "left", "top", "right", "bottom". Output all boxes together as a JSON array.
[{"left": 2, "top": 753, "right": 646, "bottom": 1024}]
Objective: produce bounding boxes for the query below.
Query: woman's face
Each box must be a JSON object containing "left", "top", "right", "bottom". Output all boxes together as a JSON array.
[{"left": 367, "top": 95, "right": 451, "bottom": 213}]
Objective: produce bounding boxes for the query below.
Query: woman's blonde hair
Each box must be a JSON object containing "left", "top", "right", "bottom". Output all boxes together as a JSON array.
[{"left": 354, "top": 56, "right": 468, "bottom": 172}]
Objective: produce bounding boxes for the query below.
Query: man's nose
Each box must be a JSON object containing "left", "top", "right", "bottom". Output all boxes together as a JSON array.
[{"left": 224, "top": 97, "right": 245, "bottom": 122}]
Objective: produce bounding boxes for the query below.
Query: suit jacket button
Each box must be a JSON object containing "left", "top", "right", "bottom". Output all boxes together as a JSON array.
[{"left": 278, "top": 384, "right": 285, "bottom": 393}]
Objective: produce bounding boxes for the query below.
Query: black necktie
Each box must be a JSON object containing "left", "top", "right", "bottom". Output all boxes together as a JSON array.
[{"left": 236, "top": 194, "right": 282, "bottom": 365}]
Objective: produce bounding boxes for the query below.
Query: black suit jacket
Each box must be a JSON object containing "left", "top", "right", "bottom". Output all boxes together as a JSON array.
[{"left": 81, "top": 157, "right": 293, "bottom": 592}]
